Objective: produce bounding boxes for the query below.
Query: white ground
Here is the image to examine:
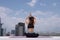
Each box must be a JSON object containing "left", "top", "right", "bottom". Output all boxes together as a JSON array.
[{"left": 0, "top": 36, "right": 60, "bottom": 40}]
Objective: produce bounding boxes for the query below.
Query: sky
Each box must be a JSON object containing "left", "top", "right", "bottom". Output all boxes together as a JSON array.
[{"left": 0, "top": 0, "right": 60, "bottom": 33}]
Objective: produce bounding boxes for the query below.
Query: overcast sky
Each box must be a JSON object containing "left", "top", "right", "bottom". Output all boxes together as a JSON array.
[{"left": 0, "top": 0, "right": 60, "bottom": 33}]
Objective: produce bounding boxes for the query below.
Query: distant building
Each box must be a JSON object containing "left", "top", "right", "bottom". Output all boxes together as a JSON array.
[
  {"left": 3, "top": 28, "right": 6, "bottom": 36},
  {"left": 15, "top": 22, "right": 25, "bottom": 36},
  {"left": 11, "top": 30, "right": 15, "bottom": 36},
  {"left": 6, "top": 32, "right": 10, "bottom": 36},
  {"left": 0, "top": 17, "right": 3, "bottom": 36},
  {"left": 11, "top": 30, "right": 15, "bottom": 34},
  {"left": 1, "top": 28, "right": 4, "bottom": 36},
  {"left": 0, "top": 24, "right": 2, "bottom": 36}
]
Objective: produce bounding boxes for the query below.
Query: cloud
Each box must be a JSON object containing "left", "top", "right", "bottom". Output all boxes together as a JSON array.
[
  {"left": 40, "top": 3, "right": 46, "bottom": 6},
  {"left": 31, "top": 11, "right": 60, "bottom": 33},
  {"left": 27, "top": 0, "right": 37, "bottom": 7},
  {"left": 15, "top": 9, "right": 28, "bottom": 17},
  {"left": 52, "top": 3, "right": 57, "bottom": 6},
  {"left": 0, "top": 7, "right": 24, "bottom": 32},
  {"left": 0, "top": 7, "right": 60, "bottom": 33},
  {"left": 32, "top": 11, "right": 54, "bottom": 17}
]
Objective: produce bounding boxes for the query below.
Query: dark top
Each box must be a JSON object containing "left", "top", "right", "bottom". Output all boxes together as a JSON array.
[
  {"left": 28, "top": 16, "right": 34, "bottom": 28},
  {"left": 28, "top": 23, "right": 34, "bottom": 28}
]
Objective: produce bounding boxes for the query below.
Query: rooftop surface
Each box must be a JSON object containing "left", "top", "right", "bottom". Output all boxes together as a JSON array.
[{"left": 0, "top": 36, "right": 60, "bottom": 40}]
